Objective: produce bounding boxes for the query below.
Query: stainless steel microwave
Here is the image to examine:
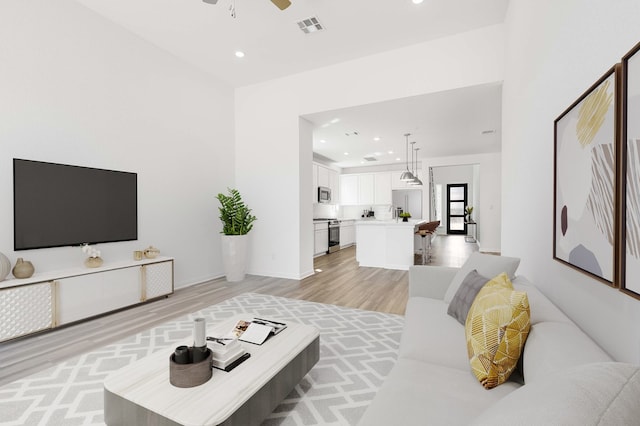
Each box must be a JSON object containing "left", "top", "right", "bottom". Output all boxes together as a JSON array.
[{"left": 318, "top": 186, "right": 331, "bottom": 203}]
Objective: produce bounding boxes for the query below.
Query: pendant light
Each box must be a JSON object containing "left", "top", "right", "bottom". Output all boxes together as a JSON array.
[
  {"left": 400, "top": 133, "right": 415, "bottom": 181},
  {"left": 410, "top": 146, "right": 423, "bottom": 186}
]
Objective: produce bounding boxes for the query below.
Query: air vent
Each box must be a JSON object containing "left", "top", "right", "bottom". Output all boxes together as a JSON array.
[
  {"left": 297, "top": 16, "right": 324, "bottom": 34},
  {"left": 363, "top": 156, "right": 378, "bottom": 162},
  {"left": 481, "top": 129, "right": 496, "bottom": 134}
]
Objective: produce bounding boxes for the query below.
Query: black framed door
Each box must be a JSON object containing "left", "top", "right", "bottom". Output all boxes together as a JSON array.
[{"left": 446, "top": 183, "right": 467, "bottom": 234}]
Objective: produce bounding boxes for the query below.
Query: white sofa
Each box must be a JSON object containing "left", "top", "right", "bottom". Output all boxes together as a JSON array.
[{"left": 358, "top": 253, "right": 640, "bottom": 425}]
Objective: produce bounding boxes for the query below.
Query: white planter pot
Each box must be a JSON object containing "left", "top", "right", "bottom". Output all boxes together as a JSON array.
[{"left": 221, "top": 234, "right": 249, "bottom": 282}]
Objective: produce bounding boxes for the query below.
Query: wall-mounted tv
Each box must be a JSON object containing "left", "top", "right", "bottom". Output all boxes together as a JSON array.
[{"left": 13, "top": 159, "right": 138, "bottom": 250}]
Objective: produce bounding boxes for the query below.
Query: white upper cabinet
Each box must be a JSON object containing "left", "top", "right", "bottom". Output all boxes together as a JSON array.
[
  {"left": 374, "top": 172, "right": 392, "bottom": 205},
  {"left": 317, "top": 165, "right": 330, "bottom": 188},
  {"left": 340, "top": 174, "right": 359, "bottom": 205},
  {"left": 339, "top": 172, "right": 392, "bottom": 206},
  {"left": 313, "top": 164, "right": 319, "bottom": 202},
  {"left": 358, "top": 174, "right": 375, "bottom": 205},
  {"left": 329, "top": 169, "right": 339, "bottom": 202}
]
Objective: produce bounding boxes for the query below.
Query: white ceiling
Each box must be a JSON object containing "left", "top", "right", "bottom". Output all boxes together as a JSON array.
[
  {"left": 74, "top": 0, "right": 508, "bottom": 167},
  {"left": 304, "top": 83, "right": 502, "bottom": 168}
]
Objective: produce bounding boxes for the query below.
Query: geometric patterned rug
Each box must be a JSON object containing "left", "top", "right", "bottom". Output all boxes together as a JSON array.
[{"left": 0, "top": 293, "right": 404, "bottom": 425}]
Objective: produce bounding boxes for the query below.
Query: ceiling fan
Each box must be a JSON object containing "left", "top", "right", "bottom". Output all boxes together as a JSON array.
[{"left": 202, "top": 0, "right": 292, "bottom": 11}]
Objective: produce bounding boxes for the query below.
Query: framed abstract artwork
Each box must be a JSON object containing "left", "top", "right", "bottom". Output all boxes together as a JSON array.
[
  {"left": 554, "top": 65, "right": 620, "bottom": 286},
  {"left": 621, "top": 42, "right": 640, "bottom": 298}
]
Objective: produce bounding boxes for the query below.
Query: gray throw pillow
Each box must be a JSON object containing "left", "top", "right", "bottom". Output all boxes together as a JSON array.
[{"left": 447, "top": 269, "right": 489, "bottom": 325}]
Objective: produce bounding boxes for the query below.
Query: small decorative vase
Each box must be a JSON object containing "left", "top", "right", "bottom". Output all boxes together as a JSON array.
[
  {"left": 84, "top": 257, "right": 104, "bottom": 268},
  {"left": 402, "top": 217, "right": 408, "bottom": 222},
  {"left": 0, "top": 252, "right": 11, "bottom": 281},
  {"left": 143, "top": 246, "right": 160, "bottom": 259},
  {"left": 12, "top": 258, "right": 35, "bottom": 279}
]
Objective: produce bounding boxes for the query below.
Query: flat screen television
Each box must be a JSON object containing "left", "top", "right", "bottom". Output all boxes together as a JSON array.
[{"left": 13, "top": 159, "right": 138, "bottom": 250}]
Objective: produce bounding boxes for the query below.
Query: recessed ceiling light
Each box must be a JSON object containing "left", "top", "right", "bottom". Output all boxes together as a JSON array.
[
  {"left": 412, "top": 0, "right": 424, "bottom": 4},
  {"left": 330, "top": 118, "right": 340, "bottom": 124},
  {"left": 373, "top": 137, "right": 381, "bottom": 141},
  {"left": 320, "top": 139, "right": 326, "bottom": 143},
  {"left": 396, "top": 157, "right": 401, "bottom": 161},
  {"left": 235, "top": 51, "right": 245, "bottom": 58},
  {"left": 388, "top": 150, "right": 394, "bottom": 154},
  {"left": 344, "top": 152, "right": 349, "bottom": 156}
]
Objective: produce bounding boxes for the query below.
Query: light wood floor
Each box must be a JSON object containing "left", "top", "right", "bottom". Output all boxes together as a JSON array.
[{"left": 0, "top": 235, "right": 476, "bottom": 387}]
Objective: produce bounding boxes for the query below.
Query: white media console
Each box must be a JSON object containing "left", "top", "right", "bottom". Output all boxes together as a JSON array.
[{"left": 0, "top": 256, "right": 174, "bottom": 342}]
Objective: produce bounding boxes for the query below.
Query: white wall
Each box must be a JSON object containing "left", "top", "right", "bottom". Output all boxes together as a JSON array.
[
  {"left": 235, "top": 24, "right": 505, "bottom": 278},
  {"left": 427, "top": 153, "right": 501, "bottom": 252},
  {"left": 502, "top": 0, "right": 640, "bottom": 363},
  {"left": 0, "top": 0, "right": 235, "bottom": 288}
]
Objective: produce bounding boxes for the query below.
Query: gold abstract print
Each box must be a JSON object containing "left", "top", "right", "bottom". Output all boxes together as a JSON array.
[{"left": 576, "top": 79, "right": 613, "bottom": 148}]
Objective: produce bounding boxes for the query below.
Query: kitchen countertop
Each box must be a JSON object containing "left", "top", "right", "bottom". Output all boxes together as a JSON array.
[{"left": 355, "top": 219, "right": 426, "bottom": 227}]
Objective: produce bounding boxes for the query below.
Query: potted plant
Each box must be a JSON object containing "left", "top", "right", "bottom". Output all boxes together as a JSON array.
[
  {"left": 399, "top": 212, "right": 411, "bottom": 222},
  {"left": 216, "top": 188, "right": 257, "bottom": 282},
  {"left": 465, "top": 206, "right": 474, "bottom": 222}
]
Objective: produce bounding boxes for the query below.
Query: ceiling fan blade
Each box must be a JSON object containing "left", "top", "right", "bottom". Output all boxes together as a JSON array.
[{"left": 271, "top": 0, "right": 291, "bottom": 10}]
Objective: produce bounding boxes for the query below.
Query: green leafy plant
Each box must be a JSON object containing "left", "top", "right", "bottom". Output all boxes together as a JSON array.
[
  {"left": 216, "top": 188, "right": 257, "bottom": 235},
  {"left": 465, "top": 206, "right": 474, "bottom": 216},
  {"left": 399, "top": 212, "right": 412, "bottom": 218}
]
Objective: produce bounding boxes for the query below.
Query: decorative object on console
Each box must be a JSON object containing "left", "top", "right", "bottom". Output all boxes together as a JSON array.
[
  {"left": 553, "top": 65, "right": 619, "bottom": 286},
  {"left": 12, "top": 258, "right": 34, "bottom": 279},
  {"left": 216, "top": 188, "right": 257, "bottom": 282},
  {"left": 0, "top": 252, "right": 11, "bottom": 281},
  {"left": 81, "top": 244, "right": 103, "bottom": 268},
  {"left": 399, "top": 212, "right": 411, "bottom": 222},
  {"left": 465, "top": 205, "right": 474, "bottom": 222},
  {"left": 133, "top": 250, "right": 143, "bottom": 261},
  {"left": 143, "top": 246, "right": 160, "bottom": 259},
  {"left": 465, "top": 273, "right": 530, "bottom": 389}
]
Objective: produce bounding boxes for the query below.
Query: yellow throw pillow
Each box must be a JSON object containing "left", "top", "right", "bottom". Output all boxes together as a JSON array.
[{"left": 465, "top": 273, "right": 530, "bottom": 389}]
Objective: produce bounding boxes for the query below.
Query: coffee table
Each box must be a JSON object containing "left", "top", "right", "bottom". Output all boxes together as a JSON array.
[{"left": 103, "top": 315, "right": 320, "bottom": 426}]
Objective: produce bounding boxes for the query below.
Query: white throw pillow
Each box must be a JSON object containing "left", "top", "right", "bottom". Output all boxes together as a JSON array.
[
  {"left": 470, "top": 362, "right": 640, "bottom": 426},
  {"left": 444, "top": 252, "right": 521, "bottom": 304}
]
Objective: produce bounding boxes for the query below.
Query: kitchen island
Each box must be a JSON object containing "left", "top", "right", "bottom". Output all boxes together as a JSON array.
[{"left": 355, "top": 219, "right": 427, "bottom": 270}]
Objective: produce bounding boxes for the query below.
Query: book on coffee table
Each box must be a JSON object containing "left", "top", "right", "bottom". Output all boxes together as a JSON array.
[{"left": 231, "top": 318, "right": 288, "bottom": 345}]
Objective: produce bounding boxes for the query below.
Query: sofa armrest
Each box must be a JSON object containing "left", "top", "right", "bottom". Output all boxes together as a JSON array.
[{"left": 408, "top": 265, "right": 459, "bottom": 300}]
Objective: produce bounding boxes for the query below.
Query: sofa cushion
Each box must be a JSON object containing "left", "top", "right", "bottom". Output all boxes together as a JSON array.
[
  {"left": 447, "top": 269, "right": 489, "bottom": 325},
  {"left": 471, "top": 362, "right": 640, "bottom": 426},
  {"left": 398, "top": 296, "right": 471, "bottom": 371},
  {"left": 357, "top": 358, "right": 521, "bottom": 426},
  {"left": 444, "top": 252, "right": 520, "bottom": 304},
  {"left": 466, "top": 273, "right": 530, "bottom": 389},
  {"left": 522, "top": 321, "right": 611, "bottom": 384}
]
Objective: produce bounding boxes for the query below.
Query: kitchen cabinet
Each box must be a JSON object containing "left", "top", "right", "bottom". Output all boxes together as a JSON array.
[
  {"left": 358, "top": 174, "right": 375, "bottom": 205},
  {"left": 340, "top": 220, "right": 356, "bottom": 248},
  {"left": 329, "top": 169, "right": 339, "bottom": 202},
  {"left": 374, "top": 172, "right": 392, "bottom": 205},
  {"left": 340, "top": 172, "right": 392, "bottom": 206},
  {"left": 314, "top": 223, "right": 329, "bottom": 256},
  {"left": 314, "top": 163, "right": 339, "bottom": 204},
  {"left": 340, "top": 175, "right": 359, "bottom": 205},
  {"left": 317, "top": 165, "right": 330, "bottom": 188}
]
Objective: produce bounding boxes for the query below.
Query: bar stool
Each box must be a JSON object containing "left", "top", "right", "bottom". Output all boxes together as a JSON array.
[{"left": 415, "top": 221, "right": 440, "bottom": 265}]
